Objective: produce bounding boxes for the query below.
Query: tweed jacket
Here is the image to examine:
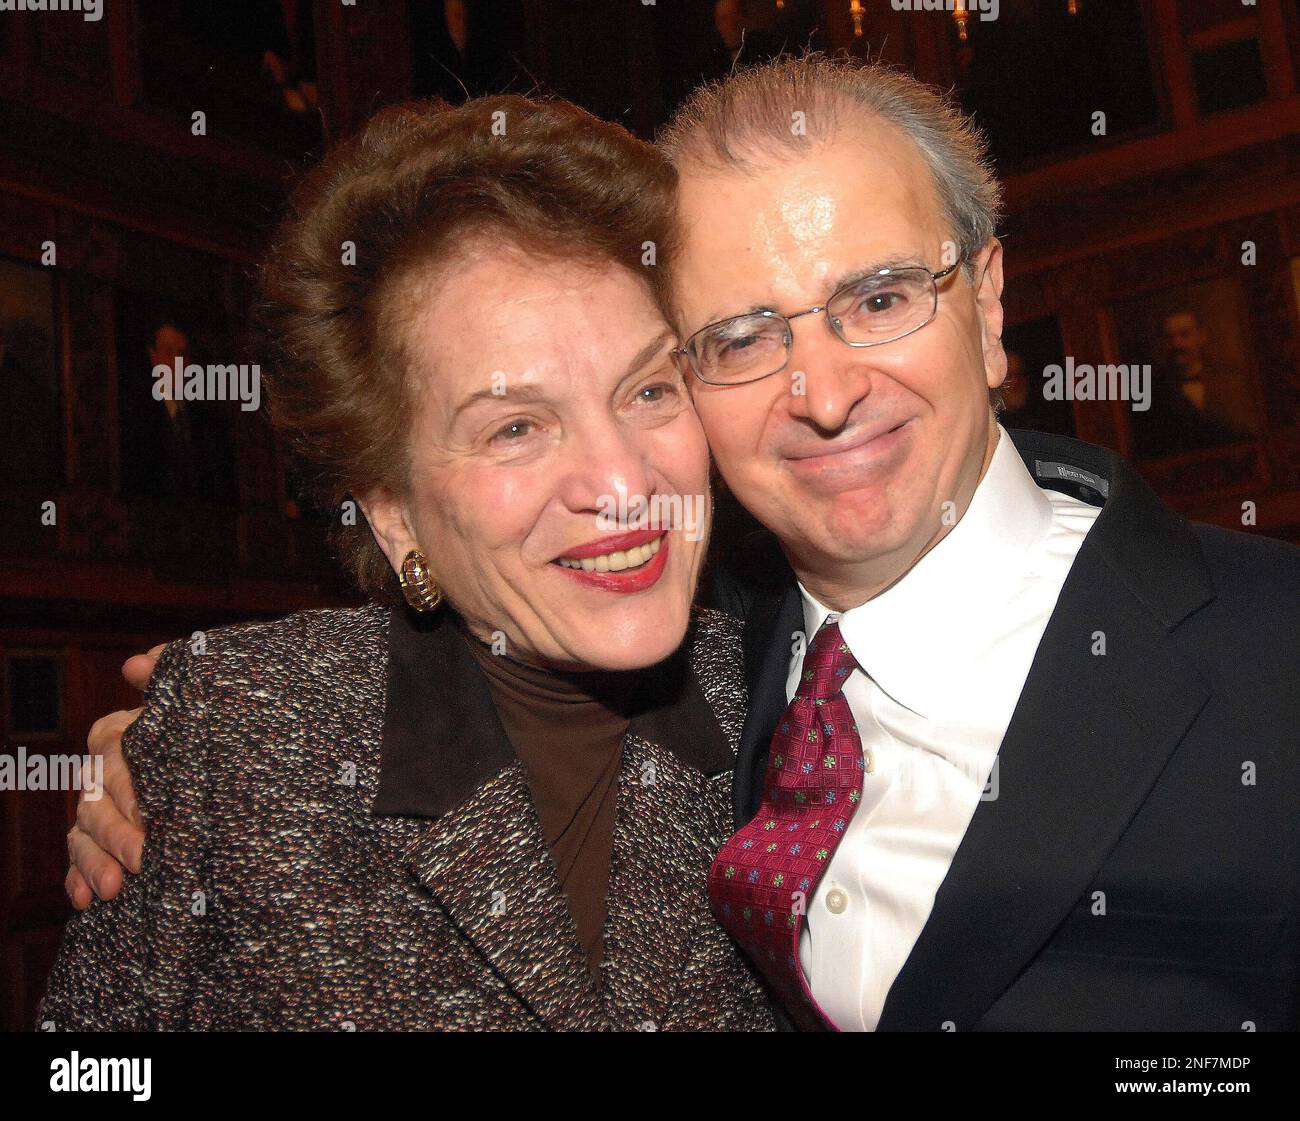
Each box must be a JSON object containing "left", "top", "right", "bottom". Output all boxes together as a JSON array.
[{"left": 38, "top": 604, "right": 776, "bottom": 1031}]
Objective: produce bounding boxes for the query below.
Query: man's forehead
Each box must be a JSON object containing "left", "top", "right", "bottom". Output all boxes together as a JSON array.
[
  {"left": 672, "top": 132, "right": 943, "bottom": 319},
  {"left": 675, "top": 114, "right": 935, "bottom": 202}
]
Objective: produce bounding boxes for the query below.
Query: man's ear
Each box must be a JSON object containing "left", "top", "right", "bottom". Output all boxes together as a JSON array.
[
  {"left": 357, "top": 488, "right": 419, "bottom": 576},
  {"left": 974, "top": 237, "right": 1007, "bottom": 391}
]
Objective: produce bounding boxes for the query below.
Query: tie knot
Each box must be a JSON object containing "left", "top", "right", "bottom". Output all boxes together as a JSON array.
[{"left": 795, "top": 619, "right": 857, "bottom": 699}]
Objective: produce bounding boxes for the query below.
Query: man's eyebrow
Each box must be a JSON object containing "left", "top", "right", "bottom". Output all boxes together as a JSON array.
[
  {"left": 827, "top": 254, "right": 929, "bottom": 294},
  {"left": 698, "top": 255, "right": 929, "bottom": 327}
]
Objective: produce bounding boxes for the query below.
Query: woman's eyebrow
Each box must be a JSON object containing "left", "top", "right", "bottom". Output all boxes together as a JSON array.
[
  {"left": 449, "top": 332, "right": 675, "bottom": 421},
  {"left": 451, "top": 383, "right": 548, "bottom": 420},
  {"left": 623, "top": 329, "right": 676, "bottom": 378}
]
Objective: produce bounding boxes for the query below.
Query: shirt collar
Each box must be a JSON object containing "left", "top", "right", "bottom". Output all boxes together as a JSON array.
[
  {"left": 372, "top": 607, "right": 734, "bottom": 819},
  {"left": 798, "top": 425, "right": 1054, "bottom": 718}
]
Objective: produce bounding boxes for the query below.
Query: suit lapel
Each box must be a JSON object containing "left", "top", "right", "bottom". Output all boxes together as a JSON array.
[
  {"left": 403, "top": 762, "right": 608, "bottom": 1030},
  {"left": 600, "top": 734, "right": 730, "bottom": 1028},
  {"left": 875, "top": 552, "right": 1210, "bottom": 1029},
  {"left": 734, "top": 584, "right": 803, "bottom": 826},
  {"left": 372, "top": 607, "right": 516, "bottom": 818},
  {"left": 877, "top": 435, "right": 1215, "bottom": 1031},
  {"left": 599, "top": 622, "right": 739, "bottom": 1026},
  {"left": 374, "top": 607, "right": 605, "bottom": 1029},
  {"left": 376, "top": 605, "right": 740, "bottom": 1030}
]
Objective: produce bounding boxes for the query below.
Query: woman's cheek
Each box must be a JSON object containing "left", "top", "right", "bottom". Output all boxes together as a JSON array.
[
  {"left": 454, "top": 468, "right": 550, "bottom": 560},
  {"left": 659, "top": 410, "right": 713, "bottom": 496},
  {"left": 654, "top": 422, "right": 712, "bottom": 562}
]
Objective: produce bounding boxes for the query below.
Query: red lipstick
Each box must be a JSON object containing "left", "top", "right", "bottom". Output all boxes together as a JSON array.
[
  {"left": 555, "top": 528, "right": 664, "bottom": 561},
  {"left": 551, "top": 532, "right": 670, "bottom": 594}
]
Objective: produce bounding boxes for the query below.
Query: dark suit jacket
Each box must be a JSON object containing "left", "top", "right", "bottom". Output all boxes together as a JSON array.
[
  {"left": 714, "top": 429, "right": 1300, "bottom": 1031},
  {"left": 38, "top": 605, "right": 775, "bottom": 1031}
]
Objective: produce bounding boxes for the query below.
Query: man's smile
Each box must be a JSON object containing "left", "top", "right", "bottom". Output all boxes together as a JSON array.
[{"left": 781, "top": 417, "right": 916, "bottom": 487}]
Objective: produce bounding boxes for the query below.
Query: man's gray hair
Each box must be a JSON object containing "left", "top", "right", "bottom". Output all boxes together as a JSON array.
[{"left": 657, "top": 52, "right": 1002, "bottom": 269}]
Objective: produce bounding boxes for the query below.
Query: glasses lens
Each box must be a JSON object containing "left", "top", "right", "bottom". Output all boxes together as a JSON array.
[
  {"left": 827, "top": 268, "right": 935, "bottom": 344},
  {"left": 691, "top": 313, "right": 789, "bottom": 382}
]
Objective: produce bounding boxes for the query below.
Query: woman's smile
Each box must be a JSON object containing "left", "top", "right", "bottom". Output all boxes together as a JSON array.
[{"left": 552, "top": 530, "right": 669, "bottom": 592}]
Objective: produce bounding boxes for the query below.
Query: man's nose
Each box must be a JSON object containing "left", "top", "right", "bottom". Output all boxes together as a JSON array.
[{"left": 783, "top": 316, "right": 872, "bottom": 433}]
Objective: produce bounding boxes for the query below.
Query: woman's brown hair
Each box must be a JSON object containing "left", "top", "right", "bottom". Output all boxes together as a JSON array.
[{"left": 257, "top": 95, "right": 678, "bottom": 602}]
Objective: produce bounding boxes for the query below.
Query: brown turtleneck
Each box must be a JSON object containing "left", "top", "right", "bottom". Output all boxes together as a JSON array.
[{"left": 461, "top": 632, "right": 631, "bottom": 977}]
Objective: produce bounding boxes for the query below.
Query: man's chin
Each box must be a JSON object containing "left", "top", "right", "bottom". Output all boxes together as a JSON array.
[{"left": 781, "top": 499, "right": 912, "bottom": 573}]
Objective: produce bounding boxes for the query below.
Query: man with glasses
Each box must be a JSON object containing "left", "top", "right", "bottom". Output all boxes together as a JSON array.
[
  {"left": 662, "top": 55, "right": 1299, "bottom": 1032},
  {"left": 675, "top": 258, "right": 965, "bottom": 385}
]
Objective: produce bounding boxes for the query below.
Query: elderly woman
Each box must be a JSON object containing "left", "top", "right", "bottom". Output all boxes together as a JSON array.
[{"left": 39, "top": 94, "right": 773, "bottom": 1031}]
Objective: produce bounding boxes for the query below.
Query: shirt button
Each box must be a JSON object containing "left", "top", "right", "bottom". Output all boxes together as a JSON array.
[
  {"left": 862, "top": 750, "right": 874, "bottom": 773},
  {"left": 825, "top": 888, "right": 848, "bottom": 914}
]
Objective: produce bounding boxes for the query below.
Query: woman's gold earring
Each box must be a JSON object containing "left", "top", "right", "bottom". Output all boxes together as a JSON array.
[{"left": 398, "top": 549, "right": 443, "bottom": 612}]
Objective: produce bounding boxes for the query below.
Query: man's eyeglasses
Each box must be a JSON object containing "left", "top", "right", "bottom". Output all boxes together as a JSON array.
[{"left": 674, "top": 259, "right": 966, "bottom": 386}]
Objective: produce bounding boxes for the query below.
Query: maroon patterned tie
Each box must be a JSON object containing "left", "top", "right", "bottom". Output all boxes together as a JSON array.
[{"left": 708, "top": 618, "right": 864, "bottom": 1030}]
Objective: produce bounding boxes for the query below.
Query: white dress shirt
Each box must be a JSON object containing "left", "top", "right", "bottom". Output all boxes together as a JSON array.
[{"left": 791, "top": 426, "right": 1102, "bottom": 1031}]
